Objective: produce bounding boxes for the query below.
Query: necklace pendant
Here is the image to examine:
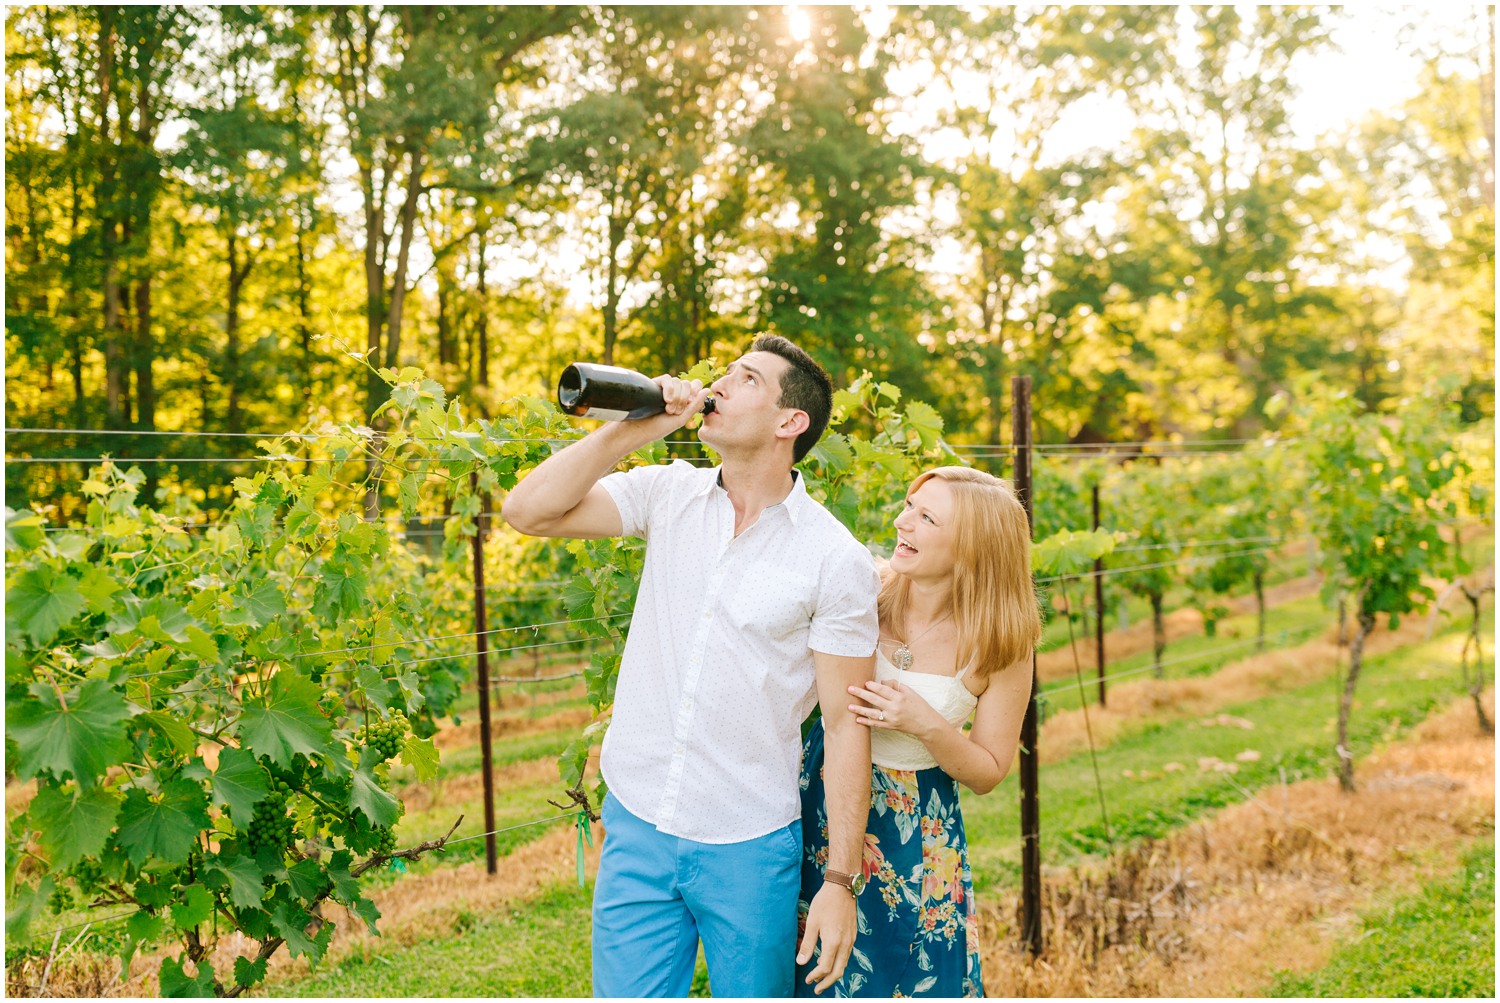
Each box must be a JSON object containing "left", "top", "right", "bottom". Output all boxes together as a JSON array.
[{"left": 893, "top": 645, "right": 913, "bottom": 672}]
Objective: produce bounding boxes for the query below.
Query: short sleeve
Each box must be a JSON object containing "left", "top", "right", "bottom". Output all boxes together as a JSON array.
[
  {"left": 599, "top": 460, "right": 697, "bottom": 539},
  {"left": 808, "top": 540, "right": 881, "bottom": 657}
]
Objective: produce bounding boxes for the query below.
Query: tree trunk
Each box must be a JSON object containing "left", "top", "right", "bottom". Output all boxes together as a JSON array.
[
  {"left": 1336, "top": 609, "right": 1376, "bottom": 792},
  {"left": 295, "top": 195, "right": 315, "bottom": 405},
  {"left": 1254, "top": 571, "right": 1266, "bottom": 652},
  {"left": 436, "top": 272, "right": 452, "bottom": 367},
  {"left": 603, "top": 211, "right": 623, "bottom": 365},
  {"left": 133, "top": 276, "right": 155, "bottom": 430},
  {"left": 97, "top": 12, "right": 127, "bottom": 430},
  {"left": 226, "top": 231, "right": 245, "bottom": 434},
  {"left": 381, "top": 148, "right": 425, "bottom": 372},
  {"left": 475, "top": 226, "right": 489, "bottom": 390},
  {"left": 1151, "top": 592, "right": 1165, "bottom": 678},
  {"left": 1465, "top": 589, "right": 1494, "bottom": 734}
]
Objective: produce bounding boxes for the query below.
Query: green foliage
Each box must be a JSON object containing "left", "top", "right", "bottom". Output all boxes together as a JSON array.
[
  {"left": 3, "top": 364, "right": 583, "bottom": 995},
  {"left": 1295, "top": 389, "right": 1467, "bottom": 622}
]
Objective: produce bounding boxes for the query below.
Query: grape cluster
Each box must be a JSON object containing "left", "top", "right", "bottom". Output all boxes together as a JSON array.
[
  {"left": 245, "top": 781, "right": 296, "bottom": 855},
  {"left": 353, "top": 711, "right": 408, "bottom": 763},
  {"left": 48, "top": 883, "right": 76, "bottom": 913},
  {"left": 372, "top": 827, "right": 397, "bottom": 856}
]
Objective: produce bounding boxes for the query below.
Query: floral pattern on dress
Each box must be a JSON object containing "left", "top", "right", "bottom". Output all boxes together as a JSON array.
[{"left": 795, "top": 722, "right": 983, "bottom": 998}]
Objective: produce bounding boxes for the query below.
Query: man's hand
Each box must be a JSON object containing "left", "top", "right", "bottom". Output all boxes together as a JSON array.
[
  {"left": 797, "top": 882, "right": 857, "bottom": 994},
  {"left": 630, "top": 374, "right": 711, "bottom": 441}
]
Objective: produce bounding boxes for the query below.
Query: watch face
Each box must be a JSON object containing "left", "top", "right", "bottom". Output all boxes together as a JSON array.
[{"left": 850, "top": 873, "right": 867, "bottom": 896}]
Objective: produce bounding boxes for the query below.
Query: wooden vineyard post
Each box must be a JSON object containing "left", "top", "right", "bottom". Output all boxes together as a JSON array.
[
  {"left": 470, "top": 473, "right": 498, "bottom": 875},
  {"left": 1094, "top": 483, "right": 1106, "bottom": 708},
  {"left": 1012, "top": 376, "right": 1043, "bottom": 956}
]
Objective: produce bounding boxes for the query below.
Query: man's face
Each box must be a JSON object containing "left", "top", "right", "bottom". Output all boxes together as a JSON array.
[{"left": 698, "top": 350, "right": 796, "bottom": 453}]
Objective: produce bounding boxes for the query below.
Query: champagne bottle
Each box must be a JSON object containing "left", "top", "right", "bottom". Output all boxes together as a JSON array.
[{"left": 556, "top": 362, "right": 716, "bottom": 421}]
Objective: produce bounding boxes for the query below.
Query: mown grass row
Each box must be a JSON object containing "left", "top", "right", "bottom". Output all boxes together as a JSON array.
[{"left": 1268, "top": 837, "right": 1495, "bottom": 998}]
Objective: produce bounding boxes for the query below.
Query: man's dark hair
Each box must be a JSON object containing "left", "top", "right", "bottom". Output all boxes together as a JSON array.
[{"left": 750, "top": 334, "right": 833, "bottom": 464}]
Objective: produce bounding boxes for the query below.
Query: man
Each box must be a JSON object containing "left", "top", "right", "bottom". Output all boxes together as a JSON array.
[{"left": 501, "top": 335, "right": 878, "bottom": 997}]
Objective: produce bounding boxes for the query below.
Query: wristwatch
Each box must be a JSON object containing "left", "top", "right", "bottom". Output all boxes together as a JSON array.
[{"left": 824, "top": 868, "right": 867, "bottom": 898}]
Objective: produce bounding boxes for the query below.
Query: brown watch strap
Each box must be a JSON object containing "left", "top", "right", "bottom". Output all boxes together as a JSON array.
[{"left": 824, "top": 869, "right": 857, "bottom": 893}]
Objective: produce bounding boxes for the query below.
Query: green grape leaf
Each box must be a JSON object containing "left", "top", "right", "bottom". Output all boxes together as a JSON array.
[
  {"left": 903, "top": 401, "right": 944, "bottom": 447},
  {"left": 221, "top": 579, "right": 287, "bottom": 630},
  {"left": 158, "top": 954, "right": 217, "bottom": 998},
  {"left": 272, "top": 897, "right": 331, "bottom": 962},
  {"left": 172, "top": 626, "right": 220, "bottom": 663},
  {"left": 117, "top": 908, "right": 164, "bottom": 972},
  {"left": 398, "top": 472, "right": 421, "bottom": 517},
  {"left": 313, "top": 559, "right": 369, "bottom": 620},
  {"left": 347, "top": 758, "right": 399, "bottom": 829},
  {"left": 8, "top": 565, "right": 86, "bottom": 645},
  {"left": 76, "top": 565, "right": 124, "bottom": 615},
  {"left": 399, "top": 734, "right": 440, "bottom": 782},
  {"left": 206, "top": 853, "right": 266, "bottom": 912},
  {"left": 5, "top": 507, "right": 47, "bottom": 552},
  {"left": 236, "top": 671, "right": 334, "bottom": 768},
  {"left": 6, "top": 678, "right": 132, "bottom": 786},
  {"left": 348, "top": 894, "right": 382, "bottom": 936},
  {"left": 1033, "top": 528, "right": 1120, "bottom": 577},
  {"left": 561, "top": 579, "right": 597, "bottom": 617},
  {"left": 211, "top": 746, "right": 270, "bottom": 828},
  {"left": 138, "top": 711, "right": 198, "bottom": 759},
  {"left": 808, "top": 432, "right": 854, "bottom": 473},
  {"left": 169, "top": 884, "right": 215, "bottom": 932},
  {"left": 285, "top": 857, "right": 326, "bottom": 902},
  {"left": 134, "top": 597, "right": 200, "bottom": 644},
  {"left": 115, "top": 778, "right": 212, "bottom": 866},
  {"left": 4, "top": 875, "right": 53, "bottom": 944},
  {"left": 233, "top": 956, "right": 268, "bottom": 989},
  {"left": 28, "top": 782, "right": 122, "bottom": 869},
  {"left": 325, "top": 850, "right": 362, "bottom": 903},
  {"left": 418, "top": 378, "right": 447, "bottom": 408}
]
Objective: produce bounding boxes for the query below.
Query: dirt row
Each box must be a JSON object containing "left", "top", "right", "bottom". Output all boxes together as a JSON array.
[{"left": 979, "top": 689, "right": 1495, "bottom": 996}]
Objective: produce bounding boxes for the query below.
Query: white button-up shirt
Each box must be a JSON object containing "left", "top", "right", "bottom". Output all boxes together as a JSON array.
[{"left": 598, "top": 460, "right": 880, "bottom": 844}]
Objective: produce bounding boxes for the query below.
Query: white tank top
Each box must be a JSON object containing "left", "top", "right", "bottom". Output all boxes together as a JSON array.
[{"left": 869, "top": 646, "right": 979, "bottom": 771}]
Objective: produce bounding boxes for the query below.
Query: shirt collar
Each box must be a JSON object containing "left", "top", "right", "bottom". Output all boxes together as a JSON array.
[{"left": 697, "top": 465, "right": 809, "bottom": 526}]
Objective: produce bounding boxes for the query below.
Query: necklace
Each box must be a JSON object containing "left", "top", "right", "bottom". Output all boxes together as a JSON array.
[{"left": 888, "top": 612, "right": 953, "bottom": 672}]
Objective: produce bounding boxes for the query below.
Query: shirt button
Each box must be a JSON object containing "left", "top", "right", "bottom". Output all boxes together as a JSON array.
[{"left": 674, "top": 743, "right": 686, "bottom": 755}]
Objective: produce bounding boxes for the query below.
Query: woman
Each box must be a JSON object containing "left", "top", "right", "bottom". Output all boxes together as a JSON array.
[{"left": 796, "top": 467, "right": 1041, "bottom": 997}]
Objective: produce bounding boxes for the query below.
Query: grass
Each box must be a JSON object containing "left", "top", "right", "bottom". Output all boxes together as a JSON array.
[
  {"left": 961, "top": 605, "right": 1492, "bottom": 892},
  {"left": 1267, "top": 837, "right": 1495, "bottom": 998},
  {"left": 263, "top": 881, "right": 596, "bottom": 997}
]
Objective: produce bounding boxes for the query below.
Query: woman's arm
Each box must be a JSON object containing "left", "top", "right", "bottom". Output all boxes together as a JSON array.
[{"left": 848, "top": 658, "right": 1033, "bottom": 794}]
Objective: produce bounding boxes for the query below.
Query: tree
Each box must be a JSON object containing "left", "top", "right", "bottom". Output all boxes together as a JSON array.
[{"left": 1290, "top": 387, "right": 1468, "bottom": 791}]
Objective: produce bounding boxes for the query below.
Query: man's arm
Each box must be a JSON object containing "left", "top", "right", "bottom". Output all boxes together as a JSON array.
[
  {"left": 500, "top": 378, "right": 709, "bottom": 538},
  {"left": 797, "top": 649, "right": 874, "bottom": 994}
]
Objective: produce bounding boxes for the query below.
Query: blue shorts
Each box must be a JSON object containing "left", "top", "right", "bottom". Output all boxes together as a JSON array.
[{"left": 592, "top": 792, "right": 802, "bottom": 997}]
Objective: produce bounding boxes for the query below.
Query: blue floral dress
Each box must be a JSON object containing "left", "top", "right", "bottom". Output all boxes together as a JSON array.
[{"left": 795, "top": 719, "right": 983, "bottom": 998}]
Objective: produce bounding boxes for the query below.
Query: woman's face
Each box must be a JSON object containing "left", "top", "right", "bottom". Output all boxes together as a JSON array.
[{"left": 890, "top": 477, "right": 958, "bottom": 581}]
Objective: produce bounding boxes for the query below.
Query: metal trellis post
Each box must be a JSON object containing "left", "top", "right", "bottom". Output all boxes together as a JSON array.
[
  {"left": 1012, "top": 376, "right": 1043, "bottom": 957},
  {"left": 470, "top": 472, "right": 498, "bottom": 875}
]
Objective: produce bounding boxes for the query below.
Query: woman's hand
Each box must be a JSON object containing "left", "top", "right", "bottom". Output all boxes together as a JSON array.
[{"left": 847, "top": 680, "right": 945, "bottom": 741}]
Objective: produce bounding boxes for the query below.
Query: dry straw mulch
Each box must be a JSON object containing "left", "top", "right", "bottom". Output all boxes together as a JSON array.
[{"left": 978, "top": 689, "right": 1495, "bottom": 997}]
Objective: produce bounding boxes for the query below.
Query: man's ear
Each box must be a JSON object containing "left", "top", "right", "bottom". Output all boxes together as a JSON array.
[{"left": 776, "top": 409, "right": 810, "bottom": 442}]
